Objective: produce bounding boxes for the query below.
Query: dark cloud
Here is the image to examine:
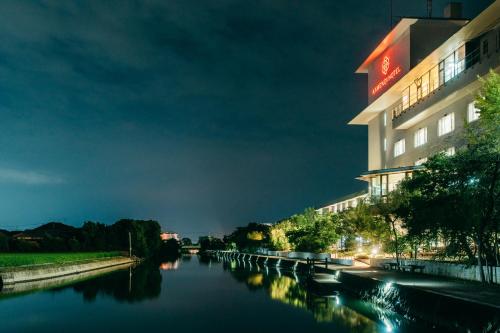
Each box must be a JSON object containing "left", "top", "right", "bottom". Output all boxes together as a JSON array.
[{"left": 0, "top": 0, "right": 493, "bottom": 236}]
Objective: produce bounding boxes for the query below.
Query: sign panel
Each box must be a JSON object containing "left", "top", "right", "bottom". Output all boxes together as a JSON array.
[{"left": 367, "top": 32, "right": 410, "bottom": 103}]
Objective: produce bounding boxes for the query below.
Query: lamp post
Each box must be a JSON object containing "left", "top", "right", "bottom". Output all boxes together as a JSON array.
[{"left": 129, "top": 231, "right": 132, "bottom": 258}]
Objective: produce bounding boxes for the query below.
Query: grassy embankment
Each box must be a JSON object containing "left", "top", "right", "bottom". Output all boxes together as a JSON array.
[{"left": 0, "top": 252, "right": 124, "bottom": 268}]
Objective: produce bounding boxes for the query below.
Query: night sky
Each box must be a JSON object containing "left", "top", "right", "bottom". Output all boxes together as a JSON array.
[{"left": 0, "top": 0, "right": 492, "bottom": 238}]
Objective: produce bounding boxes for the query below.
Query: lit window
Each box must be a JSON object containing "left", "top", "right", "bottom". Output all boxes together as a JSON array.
[
  {"left": 438, "top": 113, "right": 455, "bottom": 136},
  {"left": 383, "top": 112, "right": 387, "bottom": 126},
  {"left": 383, "top": 138, "right": 387, "bottom": 152},
  {"left": 415, "top": 157, "right": 428, "bottom": 166},
  {"left": 444, "top": 54, "right": 455, "bottom": 82},
  {"left": 394, "top": 139, "right": 405, "bottom": 157},
  {"left": 444, "top": 147, "right": 455, "bottom": 156},
  {"left": 455, "top": 45, "right": 465, "bottom": 74},
  {"left": 467, "top": 102, "right": 480, "bottom": 122},
  {"left": 414, "top": 127, "right": 427, "bottom": 147}
]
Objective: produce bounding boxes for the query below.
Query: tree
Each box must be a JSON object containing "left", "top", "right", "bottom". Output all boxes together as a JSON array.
[
  {"left": 338, "top": 201, "right": 391, "bottom": 251},
  {"left": 371, "top": 190, "right": 407, "bottom": 266},
  {"left": 398, "top": 71, "right": 500, "bottom": 282},
  {"left": 287, "top": 209, "right": 339, "bottom": 253},
  {"left": 108, "top": 219, "right": 162, "bottom": 258},
  {"left": 181, "top": 237, "right": 192, "bottom": 246},
  {"left": 0, "top": 232, "right": 9, "bottom": 251},
  {"left": 160, "top": 238, "right": 181, "bottom": 260},
  {"left": 224, "top": 223, "right": 270, "bottom": 251},
  {"left": 269, "top": 220, "right": 294, "bottom": 251},
  {"left": 81, "top": 221, "right": 107, "bottom": 251}
]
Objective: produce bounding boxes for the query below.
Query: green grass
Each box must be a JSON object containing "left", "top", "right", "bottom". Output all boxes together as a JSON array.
[{"left": 0, "top": 252, "right": 124, "bottom": 268}]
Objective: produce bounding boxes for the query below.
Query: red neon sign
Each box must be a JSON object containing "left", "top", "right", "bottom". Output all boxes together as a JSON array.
[
  {"left": 371, "top": 55, "right": 401, "bottom": 96},
  {"left": 381, "top": 56, "right": 390, "bottom": 75}
]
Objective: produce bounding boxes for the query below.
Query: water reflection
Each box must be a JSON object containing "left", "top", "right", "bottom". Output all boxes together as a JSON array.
[
  {"left": 69, "top": 261, "right": 163, "bottom": 303},
  {"left": 160, "top": 261, "right": 179, "bottom": 270},
  {"left": 219, "top": 258, "right": 393, "bottom": 333}
]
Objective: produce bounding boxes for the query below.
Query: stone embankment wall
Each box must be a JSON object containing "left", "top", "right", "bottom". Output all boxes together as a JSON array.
[
  {"left": 0, "top": 257, "right": 134, "bottom": 285},
  {"left": 370, "top": 258, "right": 500, "bottom": 284},
  {"left": 235, "top": 250, "right": 353, "bottom": 266}
]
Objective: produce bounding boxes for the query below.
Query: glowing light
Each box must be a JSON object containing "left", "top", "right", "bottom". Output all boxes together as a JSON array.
[
  {"left": 371, "top": 66, "right": 402, "bottom": 95},
  {"left": 383, "top": 281, "right": 393, "bottom": 293},
  {"left": 381, "top": 56, "right": 390, "bottom": 75}
]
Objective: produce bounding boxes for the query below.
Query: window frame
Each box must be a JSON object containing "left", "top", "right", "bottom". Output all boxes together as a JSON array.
[
  {"left": 438, "top": 113, "right": 455, "bottom": 136},
  {"left": 394, "top": 138, "right": 405, "bottom": 157}
]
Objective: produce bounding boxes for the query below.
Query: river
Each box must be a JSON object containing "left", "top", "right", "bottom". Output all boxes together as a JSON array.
[{"left": 0, "top": 255, "right": 495, "bottom": 332}]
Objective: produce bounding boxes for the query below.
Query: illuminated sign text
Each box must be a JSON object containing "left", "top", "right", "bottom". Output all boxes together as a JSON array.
[{"left": 371, "top": 66, "right": 401, "bottom": 96}]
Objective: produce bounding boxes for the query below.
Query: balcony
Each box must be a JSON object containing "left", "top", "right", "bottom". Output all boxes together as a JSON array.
[{"left": 391, "top": 46, "right": 498, "bottom": 130}]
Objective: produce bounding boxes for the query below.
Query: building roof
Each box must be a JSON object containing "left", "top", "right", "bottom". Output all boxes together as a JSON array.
[
  {"left": 350, "top": 1, "right": 500, "bottom": 125},
  {"left": 356, "top": 165, "right": 423, "bottom": 181},
  {"left": 316, "top": 190, "right": 368, "bottom": 209},
  {"left": 356, "top": 18, "right": 417, "bottom": 74}
]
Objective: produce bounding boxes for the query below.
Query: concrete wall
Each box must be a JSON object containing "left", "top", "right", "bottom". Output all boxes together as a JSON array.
[
  {"left": 0, "top": 257, "right": 134, "bottom": 285},
  {"left": 370, "top": 258, "right": 500, "bottom": 284},
  {"left": 287, "top": 252, "right": 330, "bottom": 260},
  {"left": 0, "top": 261, "right": 133, "bottom": 295},
  {"left": 329, "top": 258, "right": 354, "bottom": 266}
]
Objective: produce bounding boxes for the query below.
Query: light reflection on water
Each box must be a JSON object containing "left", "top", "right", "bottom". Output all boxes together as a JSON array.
[
  {"left": 1, "top": 255, "right": 496, "bottom": 333},
  {"left": 218, "top": 256, "right": 400, "bottom": 333}
]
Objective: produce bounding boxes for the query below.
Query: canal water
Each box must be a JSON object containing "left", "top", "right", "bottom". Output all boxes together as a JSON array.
[{"left": 0, "top": 255, "right": 494, "bottom": 332}]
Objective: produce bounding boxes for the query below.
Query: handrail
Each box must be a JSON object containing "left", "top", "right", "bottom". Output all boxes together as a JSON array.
[{"left": 392, "top": 46, "right": 481, "bottom": 120}]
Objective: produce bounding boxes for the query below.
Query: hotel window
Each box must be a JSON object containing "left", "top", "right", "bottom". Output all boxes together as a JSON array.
[
  {"left": 415, "top": 157, "right": 428, "bottom": 166},
  {"left": 445, "top": 147, "right": 455, "bottom": 156},
  {"left": 468, "top": 102, "right": 480, "bottom": 122},
  {"left": 438, "top": 113, "right": 455, "bottom": 136},
  {"left": 414, "top": 127, "right": 427, "bottom": 147},
  {"left": 421, "top": 71, "right": 430, "bottom": 97},
  {"left": 455, "top": 45, "right": 465, "bottom": 74},
  {"left": 383, "top": 138, "right": 387, "bottom": 152},
  {"left": 409, "top": 82, "right": 417, "bottom": 106},
  {"left": 444, "top": 53, "right": 455, "bottom": 82},
  {"left": 430, "top": 65, "right": 439, "bottom": 92},
  {"left": 438, "top": 61, "right": 445, "bottom": 85},
  {"left": 394, "top": 139, "right": 405, "bottom": 157},
  {"left": 383, "top": 112, "right": 387, "bottom": 126}
]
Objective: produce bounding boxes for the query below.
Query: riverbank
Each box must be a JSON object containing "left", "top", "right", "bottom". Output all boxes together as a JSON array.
[
  {"left": 0, "top": 252, "right": 124, "bottom": 267},
  {"left": 0, "top": 256, "right": 136, "bottom": 286},
  {"left": 208, "top": 251, "right": 500, "bottom": 310}
]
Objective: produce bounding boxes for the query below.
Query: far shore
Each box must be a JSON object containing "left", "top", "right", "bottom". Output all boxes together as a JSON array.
[{"left": 0, "top": 253, "right": 135, "bottom": 286}]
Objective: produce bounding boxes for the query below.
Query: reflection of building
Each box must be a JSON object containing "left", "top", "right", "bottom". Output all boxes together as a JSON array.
[
  {"left": 350, "top": 2, "right": 500, "bottom": 198},
  {"left": 318, "top": 2, "right": 499, "bottom": 212},
  {"left": 160, "top": 231, "right": 179, "bottom": 241},
  {"left": 159, "top": 261, "right": 179, "bottom": 270}
]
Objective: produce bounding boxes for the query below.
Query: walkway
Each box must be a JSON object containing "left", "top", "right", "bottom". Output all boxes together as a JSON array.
[{"left": 319, "top": 265, "right": 500, "bottom": 309}]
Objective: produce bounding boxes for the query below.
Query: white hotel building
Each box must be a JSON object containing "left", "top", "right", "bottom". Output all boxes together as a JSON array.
[{"left": 318, "top": 1, "right": 500, "bottom": 214}]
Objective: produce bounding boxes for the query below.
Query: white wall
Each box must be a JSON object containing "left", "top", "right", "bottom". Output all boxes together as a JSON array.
[{"left": 371, "top": 258, "right": 500, "bottom": 284}]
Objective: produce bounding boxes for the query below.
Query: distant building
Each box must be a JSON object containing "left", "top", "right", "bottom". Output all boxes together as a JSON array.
[
  {"left": 160, "top": 231, "right": 179, "bottom": 241},
  {"left": 12, "top": 232, "right": 43, "bottom": 241}
]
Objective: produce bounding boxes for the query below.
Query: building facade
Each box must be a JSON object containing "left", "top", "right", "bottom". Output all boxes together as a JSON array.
[
  {"left": 317, "top": 1, "right": 499, "bottom": 212},
  {"left": 350, "top": 1, "right": 500, "bottom": 197},
  {"left": 160, "top": 231, "right": 179, "bottom": 241}
]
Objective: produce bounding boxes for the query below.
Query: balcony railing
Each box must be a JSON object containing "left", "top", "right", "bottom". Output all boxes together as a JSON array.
[{"left": 392, "top": 46, "right": 480, "bottom": 120}]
